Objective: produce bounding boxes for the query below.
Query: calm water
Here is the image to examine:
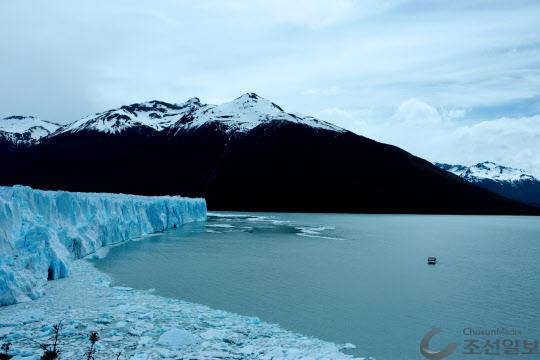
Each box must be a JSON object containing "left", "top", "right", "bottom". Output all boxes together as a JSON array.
[{"left": 93, "top": 213, "right": 540, "bottom": 359}]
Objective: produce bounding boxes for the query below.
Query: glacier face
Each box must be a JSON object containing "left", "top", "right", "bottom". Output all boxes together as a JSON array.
[{"left": 0, "top": 185, "right": 206, "bottom": 306}]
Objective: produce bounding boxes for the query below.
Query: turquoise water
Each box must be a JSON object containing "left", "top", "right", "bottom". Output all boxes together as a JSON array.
[{"left": 93, "top": 213, "right": 540, "bottom": 359}]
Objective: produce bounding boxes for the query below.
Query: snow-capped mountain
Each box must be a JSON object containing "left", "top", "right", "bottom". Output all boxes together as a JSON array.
[
  {"left": 0, "top": 94, "right": 538, "bottom": 214},
  {"left": 436, "top": 161, "right": 536, "bottom": 183},
  {"left": 167, "top": 92, "right": 344, "bottom": 134},
  {"left": 436, "top": 162, "right": 540, "bottom": 206},
  {"left": 0, "top": 115, "right": 60, "bottom": 144},
  {"left": 58, "top": 99, "right": 203, "bottom": 134},
  {"left": 56, "top": 93, "right": 344, "bottom": 136}
]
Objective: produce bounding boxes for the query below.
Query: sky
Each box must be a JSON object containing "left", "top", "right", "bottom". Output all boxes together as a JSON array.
[{"left": 1, "top": 0, "right": 540, "bottom": 175}]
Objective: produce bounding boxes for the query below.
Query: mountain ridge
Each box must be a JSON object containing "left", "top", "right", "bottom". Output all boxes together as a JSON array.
[
  {"left": 1, "top": 93, "right": 343, "bottom": 140},
  {"left": 1, "top": 94, "right": 538, "bottom": 215},
  {"left": 436, "top": 161, "right": 540, "bottom": 206},
  {"left": 0, "top": 115, "right": 60, "bottom": 144}
]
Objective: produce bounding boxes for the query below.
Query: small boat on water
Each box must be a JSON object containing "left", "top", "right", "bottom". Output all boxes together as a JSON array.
[{"left": 427, "top": 256, "right": 437, "bottom": 265}]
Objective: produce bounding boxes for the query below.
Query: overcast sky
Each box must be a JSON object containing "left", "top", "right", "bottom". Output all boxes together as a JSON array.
[{"left": 1, "top": 0, "right": 540, "bottom": 175}]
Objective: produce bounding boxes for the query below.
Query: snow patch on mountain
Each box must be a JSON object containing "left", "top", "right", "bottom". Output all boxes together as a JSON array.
[
  {"left": 436, "top": 161, "right": 537, "bottom": 182},
  {"left": 58, "top": 99, "right": 205, "bottom": 134},
  {"left": 55, "top": 93, "right": 345, "bottom": 136},
  {"left": 0, "top": 116, "right": 60, "bottom": 143},
  {"left": 0, "top": 186, "right": 206, "bottom": 306},
  {"left": 173, "top": 92, "right": 344, "bottom": 134}
]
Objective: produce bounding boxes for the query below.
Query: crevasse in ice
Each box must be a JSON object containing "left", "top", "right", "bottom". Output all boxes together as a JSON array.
[{"left": 0, "top": 185, "right": 206, "bottom": 306}]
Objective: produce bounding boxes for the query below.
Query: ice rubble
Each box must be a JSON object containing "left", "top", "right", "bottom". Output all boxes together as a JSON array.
[
  {"left": 0, "top": 261, "right": 358, "bottom": 359},
  {"left": 0, "top": 185, "right": 206, "bottom": 306}
]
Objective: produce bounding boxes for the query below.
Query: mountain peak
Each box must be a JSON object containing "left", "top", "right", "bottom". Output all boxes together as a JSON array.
[
  {"left": 236, "top": 92, "right": 261, "bottom": 101},
  {"left": 186, "top": 97, "right": 201, "bottom": 105},
  {"left": 436, "top": 161, "right": 540, "bottom": 207},
  {"left": 0, "top": 115, "right": 60, "bottom": 142},
  {"left": 437, "top": 161, "right": 536, "bottom": 182},
  {"left": 224, "top": 92, "right": 282, "bottom": 113},
  {"left": 230, "top": 92, "right": 274, "bottom": 107},
  {"left": 60, "top": 100, "right": 199, "bottom": 134},
  {"left": 3, "top": 115, "right": 36, "bottom": 121},
  {"left": 477, "top": 161, "right": 500, "bottom": 168},
  {"left": 171, "top": 92, "right": 343, "bottom": 134}
]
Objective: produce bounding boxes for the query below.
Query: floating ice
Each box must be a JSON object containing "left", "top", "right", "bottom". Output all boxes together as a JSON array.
[
  {"left": 206, "top": 223, "right": 235, "bottom": 228},
  {"left": 158, "top": 328, "right": 199, "bottom": 347},
  {"left": 295, "top": 226, "right": 344, "bottom": 240},
  {"left": 0, "top": 185, "right": 206, "bottom": 306}
]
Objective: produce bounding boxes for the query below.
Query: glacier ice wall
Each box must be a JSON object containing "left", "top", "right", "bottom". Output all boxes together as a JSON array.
[{"left": 0, "top": 185, "right": 206, "bottom": 306}]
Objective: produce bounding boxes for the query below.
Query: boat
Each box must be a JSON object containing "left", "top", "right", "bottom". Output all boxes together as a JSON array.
[{"left": 427, "top": 256, "right": 437, "bottom": 265}]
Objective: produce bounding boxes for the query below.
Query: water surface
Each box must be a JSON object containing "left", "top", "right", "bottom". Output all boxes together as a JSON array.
[{"left": 93, "top": 213, "right": 540, "bottom": 359}]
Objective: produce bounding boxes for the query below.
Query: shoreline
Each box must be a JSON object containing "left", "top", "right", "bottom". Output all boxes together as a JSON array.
[{"left": 0, "top": 258, "right": 360, "bottom": 359}]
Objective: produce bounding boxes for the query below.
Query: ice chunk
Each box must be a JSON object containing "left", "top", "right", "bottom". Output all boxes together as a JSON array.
[
  {"left": 158, "top": 328, "right": 199, "bottom": 347},
  {"left": 0, "top": 185, "right": 206, "bottom": 306}
]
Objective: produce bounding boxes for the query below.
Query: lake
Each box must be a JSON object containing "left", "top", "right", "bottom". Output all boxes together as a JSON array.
[{"left": 92, "top": 213, "right": 540, "bottom": 359}]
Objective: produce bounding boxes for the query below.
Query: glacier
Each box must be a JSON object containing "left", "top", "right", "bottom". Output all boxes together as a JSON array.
[{"left": 0, "top": 185, "right": 206, "bottom": 306}]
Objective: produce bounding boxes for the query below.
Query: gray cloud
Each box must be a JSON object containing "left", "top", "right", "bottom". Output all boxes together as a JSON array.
[
  {"left": 1, "top": 0, "right": 539, "bottom": 173},
  {"left": 319, "top": 99, "right": 540, "bottom": 177}
]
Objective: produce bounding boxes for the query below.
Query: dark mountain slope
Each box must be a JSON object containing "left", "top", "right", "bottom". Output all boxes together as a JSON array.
[
  {"left": 206, "top": 122, "right": 537, "bottom": 214},
  {"left": 1, "top": 120, "right": 537, "bottom": 215}
]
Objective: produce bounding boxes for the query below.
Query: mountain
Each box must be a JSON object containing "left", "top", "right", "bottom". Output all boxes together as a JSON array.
[
  {"left": 0, "top": 93, "right": 538, "bottom": 215},
  {"left": 436, "top": 161, "right": 540, "bottom": 206},
  {"left": 0, "top": 115, "right": 60, "bottom": 158},
  {"left": 0, "top": 115, "right": 60, "bottom": 144},
  {"left": 54, "top": 93, "right": 343, "bottom": 135}
]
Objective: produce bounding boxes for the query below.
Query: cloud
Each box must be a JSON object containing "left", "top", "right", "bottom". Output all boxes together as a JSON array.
[
  {"left": 316, "top": 107, "right": 353, "bottom": 120},
  {"left": 303, "top": 87, "right": 341, "bottom": 96},
  {"left": 0, "top": 0, "right": 539, "bottom": 173},
  {"left": 319, "top": 99, "right": 540, "bottom": 176},
  {"left": 392, "top": 99, "right": 443, "bottom": 125},
  {"left": 2, "top": 1, "right": 539, "bottom": 120},
  {"left": 453, "top": 115, "right": 540, "bottom": 176},
  {"left": 197, "top": 0, "right": 406, "bottom": 29}
]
